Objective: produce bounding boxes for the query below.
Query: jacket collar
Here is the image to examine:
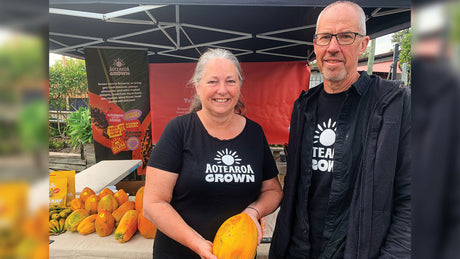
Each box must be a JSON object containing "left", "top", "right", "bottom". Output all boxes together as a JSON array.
[{"left": 351, "top": 71, "right": 372, "bottom": 96}]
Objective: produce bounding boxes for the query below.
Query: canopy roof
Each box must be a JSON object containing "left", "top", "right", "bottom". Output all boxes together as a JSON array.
[{"left": 49, "top": 1, "right": 410, "bottom": 63}]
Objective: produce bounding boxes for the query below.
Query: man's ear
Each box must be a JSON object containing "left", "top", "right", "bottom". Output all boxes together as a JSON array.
[{"left": 359, "top": 36, "right": 370, "bottom": 55}]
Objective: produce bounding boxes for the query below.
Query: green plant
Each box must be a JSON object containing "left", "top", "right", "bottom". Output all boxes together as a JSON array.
[
  {"left": 49, "top": 139, "right": 66, "bottom": 150},
  {"left": 65, "top": 107, "right": 93, "bottom": 149}
]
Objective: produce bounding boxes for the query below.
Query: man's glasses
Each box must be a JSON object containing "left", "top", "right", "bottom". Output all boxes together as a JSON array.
[{"left": 314, "top": 32, "right": 365, "bottom": 46}]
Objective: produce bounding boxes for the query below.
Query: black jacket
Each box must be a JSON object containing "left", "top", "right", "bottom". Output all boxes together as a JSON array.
[{"left": 269, "top": 73, "right": 411, "bottom": 259}]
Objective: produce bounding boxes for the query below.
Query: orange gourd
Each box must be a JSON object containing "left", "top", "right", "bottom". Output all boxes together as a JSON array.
[
  {"left": 77, "top": 214, "right": 97, "bottom": 235},
  {"left": 135, "top": 186, "right": 144, "bottom": 212},
  {"left": 98, "top": 187, "right": 114, "bottom": 199},
  {"left": 114, "top": 210, "right": 138, "bottom": 243},
  {"left": 65, "top": 209, "right": 90, "bottom": 232},
  {"left": 80, "top": 187, "right": 96, "bottom": 203},
  {"left": 212, "top": 212, "right": 258, "bottom": 259},
  {"left": 114, "top": 189, "right": 129, "bottom": 205},
  {"left": 97, "top": 194, "right": 118, "bottom": 213},
  {"left": 138, "top": 210, "right": 157, "bottom": 239},
  {"left": 95, "top": 209, "right": 115, "bottom": 237},
  {"left": 112, "top": 201, "right": 135, "bottom": 225},
  {"left": 70, "top": 198, "right": 85, "bottom": 211},
  {"left": 84, "top": 194, "right": 99, "bottom": 214}
]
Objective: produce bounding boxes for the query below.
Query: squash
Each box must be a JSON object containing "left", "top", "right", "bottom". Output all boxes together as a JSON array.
[
  {"left": 212, "top": 212, "right": 257, "bottom": 259},
  {"left": 95, "top": 209, "right": 115, "bottom": 237},
  {"left": 114, "top": 210, "right": 138, "bottom": 243},
  {"left": 112, "top": 201, "right": 135, "bottom": 225},
  {"left": 70, "top": 198, "right": 84, "bottom": 211},
  {"left": 138, "top": 209, "right": 157, "bottom": 239},
  {"left": 65, "top": 209, "right": 90, "bottom": 232},
  {"left": 113, "top": 189, "right": 129, "bottom": 205},
  {"left": 97, "top": 194, "right": 118, "bottom": 213},
  {"left": 98, "top": 187, "right": 114, "bottom": 199},
  {"left": 80, "top": 187, "right": 96, "bottom": 203},
  {"left": 84, "top": 194, "right": 99, "bottom": 215},
  {"left": 135, "top": 186, "right": 144, "bottom": 212},
  {"left": 77, "top": 214, "right": 97, "bottom": 235}
]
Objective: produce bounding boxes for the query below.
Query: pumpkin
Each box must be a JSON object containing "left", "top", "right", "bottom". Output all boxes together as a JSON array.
[
  {"left": 77, "top": 214, "right": 97, "bottom": 235},
  {"left": 95, "top": 209, "right": 115, "bottom": 237},
  {"left": 112, "top": 201, "right": 135, "bottom": 225},
  {"left": 98, "top": 187, "right": 114, "bottom": 199},
  {"left": 114, "top": 210, "right": 138, "bottom": 243},
  {"left": 65, "top": 209, "right": 90, "bottom": 232},
  {"left": 80, "top": 187, "right": 96, "bottom": 203},
  {"left": 113, "top": 189, "right": 129, "bottom": 205},
  {"left": 97, "top": 194, "right": 118, "bottom": 213},
  {"left": 70, "top": 198, "right": 85, "bottom": 211},
  {"left": 138, "top": 209, "right": 156, "bottom": 239},
  {"left": 135, "top": 186, "right": 144, "bottom": 212},
  {"left": 212, "top": 212, "right": 258, "bottom": 259},
  {"left": 84, "top": 194, "right": 99, "bottom": 214}
]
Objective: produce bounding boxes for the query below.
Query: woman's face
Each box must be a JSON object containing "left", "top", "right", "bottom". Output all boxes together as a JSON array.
[{"left": 196, "top": 58, "right": 240, "bottom": 117}]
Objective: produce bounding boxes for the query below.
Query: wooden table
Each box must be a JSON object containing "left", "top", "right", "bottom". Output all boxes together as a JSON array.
[{"left": 75, "top": 160, "right": 142, "bottom": 195}]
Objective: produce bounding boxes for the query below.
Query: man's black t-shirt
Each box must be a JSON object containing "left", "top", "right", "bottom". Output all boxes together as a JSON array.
[
  {"left": 147, "top": 112, "right": 278, "bottom": 258},
  {"left": 308, "top": 89, "right": 346, "bottom": 259}
]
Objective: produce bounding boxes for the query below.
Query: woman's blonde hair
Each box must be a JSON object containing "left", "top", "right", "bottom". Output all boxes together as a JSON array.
[{"left": 188, "top": 48, "right": 246, "bottom": 115}]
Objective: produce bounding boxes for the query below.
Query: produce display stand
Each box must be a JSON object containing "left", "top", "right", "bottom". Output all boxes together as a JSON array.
[
  {"left": 75, "top": 160, "right": 142, "bottom": 195},
  {"left": 49, "top": 158, "right": 276, "bottom": 258},
  {"left": 49, "top": 231, "right": 153, "bottom": 259},
  {"left": 49, "top": 231, "right": 271, "bottom": 259}
]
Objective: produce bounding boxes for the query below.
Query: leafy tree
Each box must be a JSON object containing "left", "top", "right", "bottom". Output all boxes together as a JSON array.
[
  {"left": 391, "top": 29, "right": 411, "bottom": 65},
  {"left": 65, "top": 107, "right": 93, "bottom": 159},
  {"left": 399, "top": 30, "right": 411, "bottom": 66},
  {"left": 49, "top": 57, "right": 88, "bottom": 136}
]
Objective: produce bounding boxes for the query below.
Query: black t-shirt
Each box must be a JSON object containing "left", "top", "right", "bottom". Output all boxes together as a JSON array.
[
  {"left": 308, "top": 89, "right": 346, "bottom": 259},
  {"left": 148, "top": 112, "right": 278, "bottom": 258}
]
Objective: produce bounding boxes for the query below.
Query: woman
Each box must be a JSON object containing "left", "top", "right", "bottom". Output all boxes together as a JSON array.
[{"left": 143, "top": 48, "right": 283, "bottom": 259}]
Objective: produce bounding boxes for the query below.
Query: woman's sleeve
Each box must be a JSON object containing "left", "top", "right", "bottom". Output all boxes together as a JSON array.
[{"left": 147, "top": 117, "right": 184, "bottom": 173}]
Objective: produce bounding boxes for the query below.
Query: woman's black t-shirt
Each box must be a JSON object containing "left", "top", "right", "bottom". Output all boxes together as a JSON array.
[{"left": 147, "top": 112, "right": 278, "bottom": 258}]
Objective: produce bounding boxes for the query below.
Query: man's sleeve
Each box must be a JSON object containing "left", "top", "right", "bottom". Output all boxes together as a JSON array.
[{"left": 379, "top": 87, "right": 411, "bottom": 258}]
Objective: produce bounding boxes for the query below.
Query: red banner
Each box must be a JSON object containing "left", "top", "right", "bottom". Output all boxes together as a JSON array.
[{"left": 149, "top": 61, "right": 310, "bottom": 144}]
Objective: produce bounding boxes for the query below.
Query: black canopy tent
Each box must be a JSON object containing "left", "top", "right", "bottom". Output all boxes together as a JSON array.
[{"left": 49, "top": 1, "right": 410, "bottom": 63}]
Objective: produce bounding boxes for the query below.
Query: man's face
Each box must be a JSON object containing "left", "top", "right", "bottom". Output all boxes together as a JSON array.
[{"left": 314, "top": 4, "right": 369, "bottom": 83}]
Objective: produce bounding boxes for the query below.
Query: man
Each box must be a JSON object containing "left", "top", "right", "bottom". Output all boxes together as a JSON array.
[{"left": 269, "top": 1, "right": 411, "bottom": 258}]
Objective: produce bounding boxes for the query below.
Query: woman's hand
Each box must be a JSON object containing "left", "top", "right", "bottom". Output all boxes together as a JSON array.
[
  {"left": 242, "top": 208, "right": 263, "bottom": 244},
  {"left": 192, "top": 238, "right": 217, "bottom": 259}
]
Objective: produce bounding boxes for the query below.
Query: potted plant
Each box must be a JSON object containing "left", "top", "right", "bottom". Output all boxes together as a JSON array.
[{"left": 65, "top": 107, "right": 93, "bottom": 159}]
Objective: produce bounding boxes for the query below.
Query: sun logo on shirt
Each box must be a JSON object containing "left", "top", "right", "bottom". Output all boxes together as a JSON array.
[
  {"left": 214, "top": 148, "right": 241, "bottom": 166},
  {"left": 313, "top": 118, "right": 337, "bottom": 147}
]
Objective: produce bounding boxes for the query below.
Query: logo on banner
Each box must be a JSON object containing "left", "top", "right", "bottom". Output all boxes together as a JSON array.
[
  {"left": 109, "top": 58, "right": 130, "bottom": 76},
  {"left": 312, "top": 118, "right": 337, "bottom": 172},
  {"left": 205, "top": 148, "right": 255, "bottom": 183}
]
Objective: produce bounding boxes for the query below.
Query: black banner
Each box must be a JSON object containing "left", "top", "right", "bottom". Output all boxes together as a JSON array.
[{"left": 85, "top": 48, "right": 152, "bottom": 175}]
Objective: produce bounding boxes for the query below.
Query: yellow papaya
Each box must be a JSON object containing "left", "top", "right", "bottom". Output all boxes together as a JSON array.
[
  {"left": 84, "top": 194, "right": 99, "bottom": 215},
  {"left": 212, "top": 212, "right": 257, "bottom": 259},
  {"left": 114, "top": 189, "right": 129, "bottom": 206},
  {"left": 138, "top": 209, "right": 157, "bottom": 239},
  {"left": 77, "top": 214, "right": 97, "bottom": 235},
  {"left": 97, "top": 194, "right": 118, "bottom": 213},
  {"left": 114, "top": 210, "right": 138, "bottom": 243},
  {"left": 112, "top": 201, "right": 135, "bottom": 225},
  {"left": 135, "top": 186, "right": 144, "bottom": 212},
  {"left": 95, "top": 209, "right": 115, "bottom": 237},
  {"left": 65, "top": 209, "right": 90, "bottom": 232}
]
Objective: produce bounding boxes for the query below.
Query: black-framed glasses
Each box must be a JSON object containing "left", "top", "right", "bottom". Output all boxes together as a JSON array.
[{"left": 314, "top": 32, "right": 365, "bottom": 46}]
